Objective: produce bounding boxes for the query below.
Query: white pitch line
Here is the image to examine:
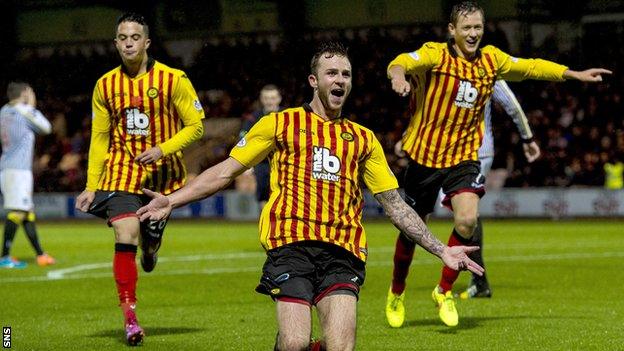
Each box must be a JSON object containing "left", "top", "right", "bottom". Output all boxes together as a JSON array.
[
  {"left": 46, "top": 251, "right": 267, "bottom": 279},
  {"left": 0, "top": 250, "right": 622, "bottom": 284}
]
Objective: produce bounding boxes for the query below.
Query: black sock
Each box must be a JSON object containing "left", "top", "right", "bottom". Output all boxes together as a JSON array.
[
  {"left": 2, "top": 219, "right": 18, "bottom": 257},
  {"left": 469, "top": 218, "right": 488, "bottom": 286},
  {"left": 23, "top": 220, "right": 44, "bottom": 256}
]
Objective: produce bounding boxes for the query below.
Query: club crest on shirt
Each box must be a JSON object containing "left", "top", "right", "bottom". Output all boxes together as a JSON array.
[
  {"left": 147, "top": 87, "right": 159, "bottom": 99},
  {"left": 340, "top": 132, "right": 354, "bottom": 142},
  {"left": 478, "top": 67, "right": 486, "bottom": 77}
]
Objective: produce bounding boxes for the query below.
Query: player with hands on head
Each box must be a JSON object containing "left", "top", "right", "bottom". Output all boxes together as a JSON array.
[{"left": 0, "top": 82, "right": 55, "bottom": 269}]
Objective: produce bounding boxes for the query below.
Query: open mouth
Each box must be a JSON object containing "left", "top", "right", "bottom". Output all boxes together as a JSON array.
[{"left": 331, "top": 89, "right": 345, "bottom": 97}]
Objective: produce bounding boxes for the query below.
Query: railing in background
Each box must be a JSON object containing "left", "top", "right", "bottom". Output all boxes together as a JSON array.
[{"left": 7, "top": 188, "right": 624, "bottom": 220}]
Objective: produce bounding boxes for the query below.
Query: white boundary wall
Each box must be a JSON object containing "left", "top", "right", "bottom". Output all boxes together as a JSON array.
[{"left": 2, "top": 188, "right": 622, "bottom": 219}]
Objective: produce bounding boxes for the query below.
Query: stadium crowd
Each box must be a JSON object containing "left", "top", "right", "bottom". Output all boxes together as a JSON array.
[{"left": 2, "top": 23, "right": 621, "bottom": 192}]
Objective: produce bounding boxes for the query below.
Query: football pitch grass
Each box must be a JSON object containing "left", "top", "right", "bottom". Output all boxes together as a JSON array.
[{"left": 0, "top": 219, "right": 622, "bottom": 350}]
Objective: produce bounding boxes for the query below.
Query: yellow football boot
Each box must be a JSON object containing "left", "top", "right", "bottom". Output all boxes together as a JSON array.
[
  {"left": 385, "top": 287, "right": 406, "bottom": 328},
  {"left": 432, "top": 285, "right": 458, "bottom": 327}
]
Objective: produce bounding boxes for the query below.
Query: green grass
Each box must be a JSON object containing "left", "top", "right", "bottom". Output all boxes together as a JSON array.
[{"left": 1, "top": 219, "right": 622, "bottom": 350}]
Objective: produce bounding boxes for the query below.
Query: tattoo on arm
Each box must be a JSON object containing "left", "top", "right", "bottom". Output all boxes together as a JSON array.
[{"left": 375, "top": 190, "right": 445, "bottom": 257}]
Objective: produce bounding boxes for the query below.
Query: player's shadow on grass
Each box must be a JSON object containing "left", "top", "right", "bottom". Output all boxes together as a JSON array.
[
  {"left": 404, "top": 315, "right": 538, "bottom": 333},
  {"left": 91, "top": 327, "right": 205, "bottom": 344}
]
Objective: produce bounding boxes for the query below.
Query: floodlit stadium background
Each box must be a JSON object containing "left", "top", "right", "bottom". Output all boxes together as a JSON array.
[{"left": 0, "top": 0, "right": 622, "bottom": 220}]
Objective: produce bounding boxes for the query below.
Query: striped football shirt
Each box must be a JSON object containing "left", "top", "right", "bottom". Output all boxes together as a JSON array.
[
  {"left": 389, "top": 41, "right": 567, "bottom": 168},
  {"left": 230, "top": 105, "right": 398, "bottom": 261},
  {"left": 87, "top": 58, "right": 204, "bottom": 194}
]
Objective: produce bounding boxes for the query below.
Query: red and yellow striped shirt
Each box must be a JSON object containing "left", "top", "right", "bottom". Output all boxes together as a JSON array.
[
  {"left": 389, "top": 42, "right": 568, "bottom": 168},
  {"left": 230, "top": 105, "right": 399, "bottom": 261},
  {"left": 86, "top": 59, "right": 204, "bottom": 194}
]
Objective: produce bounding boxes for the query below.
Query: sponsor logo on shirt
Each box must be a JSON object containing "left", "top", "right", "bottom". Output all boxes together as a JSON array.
[
  {"left": 454, "top": 80, "right": 479, "bottom": 109},
  {"left": 125, "top": 108, "right": 150, "bottom": 136},
  {"left": 312, "top": 146, "right": 341, "bottom": 182}
]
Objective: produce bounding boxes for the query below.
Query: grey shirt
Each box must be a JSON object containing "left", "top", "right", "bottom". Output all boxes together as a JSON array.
[{"left": 0, "top": 103, "right": 51, "bottom": 171}]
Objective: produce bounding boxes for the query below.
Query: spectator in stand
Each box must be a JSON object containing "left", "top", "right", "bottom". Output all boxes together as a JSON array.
[{"left": 239, "top": 84, "right": 282, "bottom": 209}]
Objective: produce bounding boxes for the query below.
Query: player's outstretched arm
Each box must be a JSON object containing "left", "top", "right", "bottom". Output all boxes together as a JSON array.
[
  {"left": 375, "top": 189, "right": 484, "bottom": 275},
  {"left": 388, "top": 65, "right": 411, "bottom": 97},
  {"left": 137, "top": 189, "right": 171, "bottom": 221},
  {"left": 137, "top": 157, "right": 248, "bottom": 221},
  {"left": 563, "top": 68, "right": 612, "bottom": 82}
]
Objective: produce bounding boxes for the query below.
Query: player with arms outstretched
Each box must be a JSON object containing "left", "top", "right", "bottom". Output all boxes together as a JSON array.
[
  {"left": 385, "top": 1, "right": 611, "bottom": 328},
  {"left": 137, "top": 42, "right": 483, "bottom": 351}
]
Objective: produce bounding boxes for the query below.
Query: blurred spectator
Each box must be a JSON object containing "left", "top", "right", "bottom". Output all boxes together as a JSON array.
[
  {"left": 237, "top": 84, "right": 282, "bottom": 209},
  {"left": 0, "top": 24, "right": 619, "bottom": 191}
]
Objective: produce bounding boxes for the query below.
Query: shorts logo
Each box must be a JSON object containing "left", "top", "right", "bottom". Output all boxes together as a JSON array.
[
  {"left": 312, "top": 146, "right": 341, "bottom": 182},
  {"left": 275, "top": 273, "right": 290, "bottom": 283},
  {"left": 471, "top": 173, "right": 485, "bottom": 188},
  {"left": 350, "top": 276, "right": 359, "bottom": 283},
  {"left": 270, "top": 288, "right": 281, "bottom": 295},
  {"left": 340, "top": 132, "right": 354, "bottom": 142},
  {"left": 147, "top": 87, "right": 159, "bottom": 99}
]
